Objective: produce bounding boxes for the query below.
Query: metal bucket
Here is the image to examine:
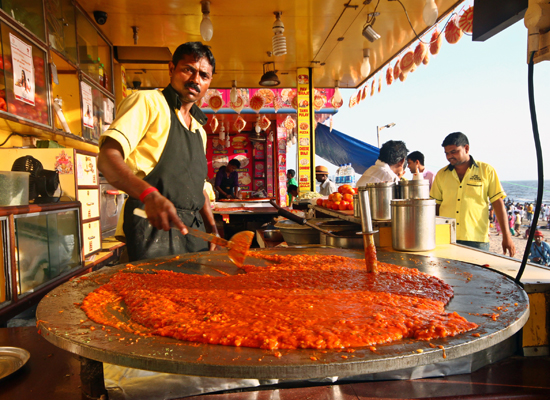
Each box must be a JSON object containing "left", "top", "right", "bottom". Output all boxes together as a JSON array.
[
  {"left": 353, "top": 194, "right": 360, "bottom": 218},
  {"left": 398, "top": 179, "right": 430, "bottom": 199},
  {"left": 321, "top": 229, "right": 363, "bottom": 249},
  {"left": 364, "top": 182, "right": 395, "bottom": 220},
  {"left": 391, "top": 198, "right": 436, "bottom": 251},
  {"left": 318, "top": 220, "right": 361, "bottom": 245}
]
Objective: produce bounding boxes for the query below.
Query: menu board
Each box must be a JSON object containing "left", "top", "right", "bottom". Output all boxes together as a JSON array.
[
  {"left": 206, "top": 134, "right": 253, "bottom": 194},
  {"left": 266, "top": 139, "right": 274, "bottom": 197},
  {"left": 277, "top": 126, "right": 287, "bottom": 207},
  {"left": 296, "top": 67, "right": 313, "bottom": 193}
]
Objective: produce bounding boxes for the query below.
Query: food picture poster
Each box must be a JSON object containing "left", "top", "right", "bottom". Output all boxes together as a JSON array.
[
  {"left": 10, "top": 33, "right": 35, "bottom": 106},
  {"left": 277, "top": 126, "right": 287, "bottom": 207},
  {"left": 81, "top": 82, "right": 94, "bottom": 129},
  {"left": 207, "top": 134, "right": 253, "bottom": 191}
]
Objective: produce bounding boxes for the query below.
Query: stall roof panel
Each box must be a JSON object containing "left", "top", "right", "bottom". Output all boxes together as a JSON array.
[{"left": 80, "top": 0, "right": 464, "bottom": 89}]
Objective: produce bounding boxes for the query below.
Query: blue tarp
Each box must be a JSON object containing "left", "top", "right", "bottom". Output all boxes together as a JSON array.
[{"left": 315, "top": 123, "right": 379, "bottom": 175}]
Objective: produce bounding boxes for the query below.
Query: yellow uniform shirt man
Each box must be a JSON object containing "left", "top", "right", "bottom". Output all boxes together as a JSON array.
[
  {"left": 99, "top": 89, "right": 209, "bottom": 239},
  {"left": 430, "top": 132, "right": 515, "bottom": 256}
]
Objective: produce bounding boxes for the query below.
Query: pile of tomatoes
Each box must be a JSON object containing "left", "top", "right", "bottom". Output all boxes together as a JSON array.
[{"left": 315, "top": 184, "right": 357, "bottom": 211}]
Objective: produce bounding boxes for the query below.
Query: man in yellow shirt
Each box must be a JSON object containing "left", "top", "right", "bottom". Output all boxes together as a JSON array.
[
  {"left": 98, "top": 42, "right": 218, "bottom": 261},
  {"left": 430, "top": 132, "right": 515, "bottom": 256}
]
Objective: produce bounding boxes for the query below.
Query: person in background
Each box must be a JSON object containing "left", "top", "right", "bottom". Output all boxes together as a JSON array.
[
  {"left": 430, "top": 132, "right": 515, "bottom": 256},
  {"left": 514, "top": 210, "right": 522, "bottom": 237},
  {"left": 356, "top": 140, "right": 408, "bottom": 186},
  {"left": 215, "top": 158, "right": 241, "bottom": 200},
  {"left": 528, "top": 230, "right": 550, "bottom": 266},
  {"left": 287, "top": 169, "right": 298, "bottom": 203},
  {"left": 98, "top": 41, "right": 218, "bottom": 262},
  {"left": 287, "top": 184, "right": 299, "bottom": 204},
  {"left": 287, "top": 169, "right": 297, "bottom": 187},
  {"left": 508, "top": 211, "right": 515, "bottom": 236},
  {"left": 315, "top": 165, "right": 337, "bottom": 196},
  {"left": 527, "top": 203, "right": 534, "bottom": 222},
  {"left": 406, "top": 151, "right": 435, "bottom": 189}
]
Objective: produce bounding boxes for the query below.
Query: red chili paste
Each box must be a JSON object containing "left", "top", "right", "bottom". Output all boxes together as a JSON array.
[{"left": 81, "top": 255, "right": 477, "bottom": 350}]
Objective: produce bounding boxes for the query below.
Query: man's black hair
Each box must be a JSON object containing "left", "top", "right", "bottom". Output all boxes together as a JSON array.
[
  {"left": 287, "top": 169, "right": 296, "bottom": 178},
  {"left": 228, "top": 158, "right": 241, "bottom": 168},
  {"left": 379, "top": 140, "right": 408, "bottom": 166},
  {"left": 288, "top": 184, "right": 298, "bottom": 193},
  {"left": 442, "top": 132, "right": 469, "bottom": 147},
  {"left": 172, "top": 42, "right": 216, "bottom": 74},
  {"left": 407, "top": 151, "right": 425, "bottom": 166}
]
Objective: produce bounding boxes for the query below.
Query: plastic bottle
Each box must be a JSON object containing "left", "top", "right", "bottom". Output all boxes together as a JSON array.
[
  {"left": 97, "top": 58, "right": 104, "bottom": 86},
  {"left": 335, "top": 165, "right": 341, "bottom": 185},
  {"left": 103, "top": 65, "right": 109, "bottom": 90},
  {"left": 348, "top": 163, "right": 356, "bottom": 186}
]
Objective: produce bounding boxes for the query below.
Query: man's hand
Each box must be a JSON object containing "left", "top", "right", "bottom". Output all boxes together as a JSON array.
[
  {"left": 501, "top": 235, "right": 516, "bottom": 257},
  {"left": 143, "top": 191, "right": 188, "bottom": 234}
]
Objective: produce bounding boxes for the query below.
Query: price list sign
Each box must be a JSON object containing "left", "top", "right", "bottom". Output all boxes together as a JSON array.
[{"left": 296, "top": 68, "right": 313, "bottom": 193}]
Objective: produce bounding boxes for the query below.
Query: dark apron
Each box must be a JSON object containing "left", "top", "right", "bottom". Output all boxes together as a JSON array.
[
  {"left": 219, "top": 168, "right": 235, "bottom": 198},
  {"left": 123, "top": 85, "right": 208, "bottom": 261}
]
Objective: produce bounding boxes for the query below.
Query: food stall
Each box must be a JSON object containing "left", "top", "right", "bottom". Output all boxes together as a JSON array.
[{"left": 0, "top": 1, "right": 550, "bottom": 399}]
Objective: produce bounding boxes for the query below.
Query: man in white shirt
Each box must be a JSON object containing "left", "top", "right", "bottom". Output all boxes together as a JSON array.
[
  {"left": 407, "top": 151, "right": 435, "bottom": 189},
  {"left": 316, "top": 165, "right": 337, "bottom": 195},
  {"left": 356, "top": 140, "right": 408, "bottom": 186}
]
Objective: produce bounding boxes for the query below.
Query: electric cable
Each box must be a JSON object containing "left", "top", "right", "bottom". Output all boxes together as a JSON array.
[{"left": 515, "top": 50, "right": 544, "bottom": 284}]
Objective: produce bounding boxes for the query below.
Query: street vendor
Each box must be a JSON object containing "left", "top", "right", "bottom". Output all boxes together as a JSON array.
[
  {"left": 356, "top": 140, "right": 408, "bottom": 186},
  {"left": 316, "top": 165, "right": 337, "bottom": 195},
  {"left": 215, "top": 158, "right": 241, "bottom": 199},
  {"left": 430, "top": 132, "right": 515, "bottom": 256},
  {"left": 98, "top": 42, "right": 218, "bottom": 261}
]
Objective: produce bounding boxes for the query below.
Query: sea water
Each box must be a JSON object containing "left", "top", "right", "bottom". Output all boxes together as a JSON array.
[{"left": 501, "top": 180, "right": 550, "bottom": 204}]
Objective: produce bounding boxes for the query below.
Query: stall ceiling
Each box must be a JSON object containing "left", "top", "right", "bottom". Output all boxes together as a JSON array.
[{"left": 81, "top": 0, "right": 464, "bottom": 89}]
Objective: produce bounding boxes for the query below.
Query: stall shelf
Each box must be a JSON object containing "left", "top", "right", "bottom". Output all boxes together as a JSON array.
[{"left": 0, "top": 201, "right": 83, "bottom": 323}]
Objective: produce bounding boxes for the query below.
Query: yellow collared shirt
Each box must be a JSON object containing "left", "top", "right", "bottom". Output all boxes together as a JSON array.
[
  {"left": 430, "top": 158, "right": 506, "bottom": 242},
  {"left": 99, "top": 89, "right": 208, "bottom": 239},
  {"left": 99, "top": 89, "right": 206, "bottom": 178}
]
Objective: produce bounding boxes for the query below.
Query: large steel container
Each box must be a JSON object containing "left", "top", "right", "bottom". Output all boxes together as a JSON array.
[
  {"left": 321, "top": 229, "right": 363, "bottom": 249},
  {"left": 364, "top": 182, "right": 395, "bottom": 220},
  {"left": 391, "top": 198, "right": 436, "bottom": 251},
  {"left": 398, "top": 179, "right": 430, "bottom": 199}
]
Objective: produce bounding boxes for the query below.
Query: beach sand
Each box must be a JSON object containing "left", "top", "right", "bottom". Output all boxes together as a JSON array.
[{"left": 488, "top": 218, "right": 548, "bottom": 261}]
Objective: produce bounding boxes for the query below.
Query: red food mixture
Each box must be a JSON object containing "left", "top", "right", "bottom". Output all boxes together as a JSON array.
[{"left": 81, "top": 255, "right": 477, "bottom": 350}]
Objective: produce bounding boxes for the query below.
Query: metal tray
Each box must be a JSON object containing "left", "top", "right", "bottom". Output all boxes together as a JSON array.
[
  {"left": 0, "top": 346, "right": 30, "bottom": 380},
  {"left": 36, "top": 248, "right": 529, "bottom": 380}
]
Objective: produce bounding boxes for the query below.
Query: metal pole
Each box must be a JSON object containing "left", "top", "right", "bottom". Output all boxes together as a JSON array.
[{"left": 376, "top": 126, "right": 380, "bottom": 148}]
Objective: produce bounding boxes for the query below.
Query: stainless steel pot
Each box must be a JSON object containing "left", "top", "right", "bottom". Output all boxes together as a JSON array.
[
  {"left": 391, "top": 198, "right": 436, "bottom": 251},
  {"left": 317, "top": 220, "right": 362, "bottom": 245},
  {"left": 398, "top": 179, "right": 430, "bottom": 199},
  {"left": 364, "top": 182, "right": 395, "bottom": 220},
  {"left": 321, "top": 229, "right": 363, "bottom": 249},
  {"left": 274, "top": 219, "right": 322, "bottom": 245},
  {"left": 353, "top": 194, "right": 360, "bottom": 217},
  {"left": 263, "top": 229, "right": 283, "bottom": 242}
]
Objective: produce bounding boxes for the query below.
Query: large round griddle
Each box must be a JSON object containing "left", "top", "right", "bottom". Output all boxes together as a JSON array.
[{"left": 36, "top": 248, "right": 529, "bottom": 379}]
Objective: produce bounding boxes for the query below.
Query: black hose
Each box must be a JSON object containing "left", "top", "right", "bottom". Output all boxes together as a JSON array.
[{"left": 515, "top": 51, "right": 544, "bottom": 284}]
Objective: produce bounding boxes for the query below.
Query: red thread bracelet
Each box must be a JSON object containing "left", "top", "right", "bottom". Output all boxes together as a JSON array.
[{"left": 139, "top": 187, "right": 159, "bottom": 203}]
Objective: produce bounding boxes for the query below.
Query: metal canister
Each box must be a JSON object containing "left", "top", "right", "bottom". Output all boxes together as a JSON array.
[
  {"left": 391, "top": 198, "right": 436, "bottom": 251},
  {"left": 398, "top": 179, "right": 430, "bottom": 199},
  {"left": 353, "top": 194, "right": 360, "bottom": 218},
  {"left": 365, "top": 182, "right": 395, "bottom": 220}
]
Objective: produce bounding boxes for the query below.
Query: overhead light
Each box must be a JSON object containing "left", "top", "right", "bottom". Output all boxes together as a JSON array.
[
  {"left": 360, "top": 48, "right": 371, "bottom": 78},
  {"left": 362, "top": 12, "right": 381, "bottom": 42},
  {"left": 272, "top": 12, "right": 287, "bottom": 56},
  {"left": 259, "top": 62, "right": 280, "bottom": 86},
  {"left": 200, "top": 0, "right": 213, "bottom": 42},
  {"left": 333, "top": 80, "right": 343, "bottom": 104},
  {"left": 423, "top": 0, "right": 438, "bottom": 26},
  {"left": 362, "top": 25, "right": 380, "bottom": 42},
  {"left": 230, "top": 80, "right": 238, "bottom": 103}
]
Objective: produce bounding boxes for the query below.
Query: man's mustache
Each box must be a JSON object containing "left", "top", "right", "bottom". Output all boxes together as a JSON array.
[{"left": 185, "top": 82, "right": 201, "bottom": 93}]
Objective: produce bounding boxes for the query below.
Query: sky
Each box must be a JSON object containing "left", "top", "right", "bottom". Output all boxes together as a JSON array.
[{"left": 288, "top": 17, "right": 550, "bottom": 182}]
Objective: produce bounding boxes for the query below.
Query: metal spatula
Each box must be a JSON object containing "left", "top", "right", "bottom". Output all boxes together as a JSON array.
[{"left": 133, "top": 208, "right": 254, "bottom": 267}]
